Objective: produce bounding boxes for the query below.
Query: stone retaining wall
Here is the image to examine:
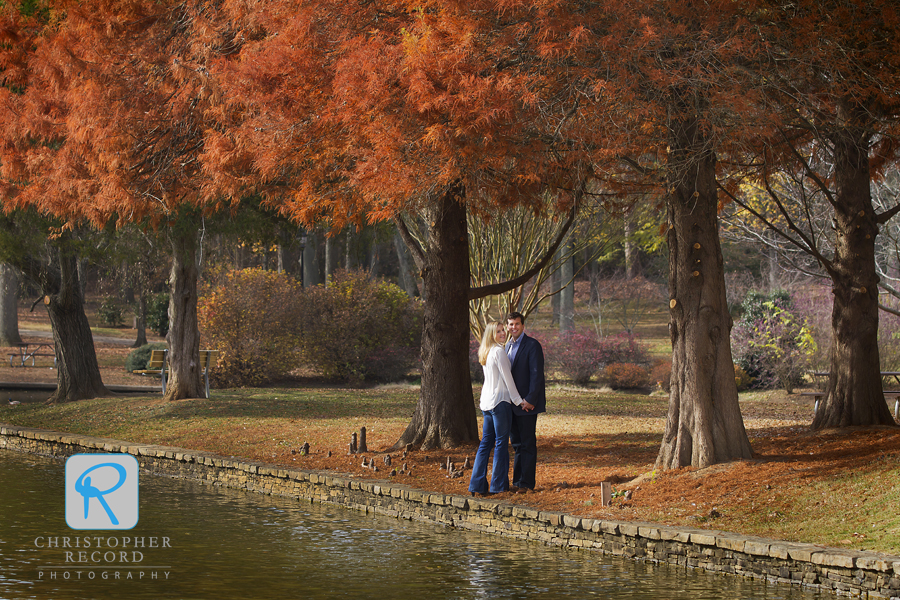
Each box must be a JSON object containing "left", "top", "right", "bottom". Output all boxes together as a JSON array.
[{"left": 3, "top": 423, "right": 899, "bottom": 598}]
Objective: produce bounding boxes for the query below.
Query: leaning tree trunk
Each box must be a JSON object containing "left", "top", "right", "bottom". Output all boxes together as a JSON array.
[
  {"left": 0, "top": 263, "right": 23, "bottom": 346},
  {"left": 394, "top": 186, "right": 479, "bottom": 450},
  {"left": 164, "top": 227, "right": 203, "bottom": 401},
  {"left": 813, "top": 121, "right": 896, "bottom": 429},
  {"left": 656, "top": 109, "right": 753, "bottom": 470},
  {"left": 46, "top": 252, "right": 108, "bottom": 402}
]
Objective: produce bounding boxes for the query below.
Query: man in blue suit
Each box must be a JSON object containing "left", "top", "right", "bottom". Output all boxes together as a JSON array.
[{"left": 505, "top": 311, "right": 546, "bottom": 493}]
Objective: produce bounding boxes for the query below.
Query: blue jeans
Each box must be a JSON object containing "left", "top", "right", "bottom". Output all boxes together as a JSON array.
[{"left": 468, "top": 401, "right": 513, "bottom": 494}]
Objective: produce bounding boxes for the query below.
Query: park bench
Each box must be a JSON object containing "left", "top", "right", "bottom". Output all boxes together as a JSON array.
[
  {"left": 132, "top": 349, "right": 217, "bottom": 398},
  {"left": 800, "top": 389, "right": 900, "bottom": 420},
  {"left": 133, "top": 349, "right": 168, "bottom": 392},
  {"left": 8, "top": 343, "right": 57, "bottom": 368},
  {"left": 198, "top": 349, "right": 217, "bottom": 399}
]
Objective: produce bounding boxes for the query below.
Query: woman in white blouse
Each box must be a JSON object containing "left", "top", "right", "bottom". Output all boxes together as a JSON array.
[{"left": 468, "top": 321, "right": 534, "bottom": 496}]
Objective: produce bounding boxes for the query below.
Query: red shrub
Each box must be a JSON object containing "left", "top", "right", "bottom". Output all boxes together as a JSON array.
[
  {"left": 604, "top": 362, "right": 650, "bottom": 390},
  {"left": 546, "top": 332, "right": 604, "bottom": 384},
  {"left": 650, "top": 359, "right": 672, "bottom": 393}
]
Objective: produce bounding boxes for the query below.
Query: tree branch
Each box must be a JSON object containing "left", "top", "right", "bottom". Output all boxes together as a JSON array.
[
  {"left": 875, "top": 201, "right": 900, "bottom": 225},
  {"left": 878, "top": 301, "right": 900, "bottom": 318},
  {"left": 468, "top": 197, "right": 580, "bottom": 301},
  {"left": 718, "top": 180, "right": 835, "bottom": 276},
  {"left": 393, "top": 214, "right": 425, "bottom": 272}
]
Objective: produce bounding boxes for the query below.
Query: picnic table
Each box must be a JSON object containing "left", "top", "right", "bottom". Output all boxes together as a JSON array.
[
  {"left": 804, "top": 371, "right": 900, "bottom": 419},
  {"left": 812, "top": 371, "right": 900, "bottom": 384},
  {"left": 8, "top": 343, "right": 57, "bottom": 368}
]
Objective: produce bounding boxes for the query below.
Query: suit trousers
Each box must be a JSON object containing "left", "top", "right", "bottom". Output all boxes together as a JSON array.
[{"left": 510, "top": 412, "right": 538, "bottom": 490}]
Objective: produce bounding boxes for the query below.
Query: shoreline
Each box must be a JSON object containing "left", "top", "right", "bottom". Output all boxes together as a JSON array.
[{"left": 3, "top": 422, "right": 899, "bottom": 599}]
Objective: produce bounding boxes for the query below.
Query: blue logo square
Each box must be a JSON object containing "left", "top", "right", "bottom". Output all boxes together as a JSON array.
[{"left": 65, "top": 454, "right": 139, "bottom": 530}]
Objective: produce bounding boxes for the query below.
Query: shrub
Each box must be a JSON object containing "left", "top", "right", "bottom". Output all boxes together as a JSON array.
[
  {"left": 739, "top": 289, "right": 792, "bottom": 323},
  {"left": 125, "top": 342, "right": 168, "bottom": 373},
  {"left": 789, "top": 285, "right": 832, "bottom": 373},
  {"left": 596, "top": 332, "right": 650, "bottom": 366},
  {"left": 731, "top": 290, "right": 816, "bottom": 393},
  {"left": 546, "top": 331, "right": 650, "bottom": 385},
  {"left": 98, "top": 297, "right": 124, "bottom": 327},
  {"left": 547, "top": 332, "right": 604, "bottom": 384},
  {"left": 298, "top": 270, "right": 423, "bottom": 381},
  {"left": 604, "top": 362, "right": 650, "bottom": 389},
  {"left": 147, "top": 292, "right": 170, "bottom": 337},
  {"left": 363, "top": 346, "right": 420, "bottom": 382},
  {"left": 792, "top": 285, "right": 900, "bottom": 376},
  {"left": 198, "top": 269, "right": 304, "bottom": 386},
  {"left": 650, "top": 359, "right": 672, "bottom": 393},
  {"left": 734, "top": 363, "right": 752, "bottom": 392}
]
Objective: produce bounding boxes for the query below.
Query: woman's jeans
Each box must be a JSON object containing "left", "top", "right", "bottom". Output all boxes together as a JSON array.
[{"left": 468, "top": 401, "right": 513, "bottom": 494}]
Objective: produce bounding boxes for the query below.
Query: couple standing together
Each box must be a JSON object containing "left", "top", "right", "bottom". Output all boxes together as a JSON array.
[{"left": 469, "top": 311, "right": 545, "bottom": 496}]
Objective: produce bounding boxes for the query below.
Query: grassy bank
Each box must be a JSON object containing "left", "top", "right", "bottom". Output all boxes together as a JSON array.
[{"left": 3, "top": 384, "right": 899, "bottom": 556}]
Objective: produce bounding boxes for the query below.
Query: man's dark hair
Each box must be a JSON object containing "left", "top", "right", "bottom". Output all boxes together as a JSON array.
[{"left": 506, "top": 311, "right": 526, "bottom": 324}]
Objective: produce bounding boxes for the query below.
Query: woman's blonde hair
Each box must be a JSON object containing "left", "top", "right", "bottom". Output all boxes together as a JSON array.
[{"left": 478, "top": 322, "right": 503, "bottom": 366}]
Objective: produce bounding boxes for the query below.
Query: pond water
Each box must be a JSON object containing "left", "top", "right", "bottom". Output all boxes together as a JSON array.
[{"left": 0, "top": 450, "right": 829, "bottom": 600}]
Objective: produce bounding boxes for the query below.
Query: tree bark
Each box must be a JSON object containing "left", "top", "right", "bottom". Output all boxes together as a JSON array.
[
  {"left": 812, "top": 118, "right": 896, "bottom": 429},
  {"left": 657, "top": 109, "right": 753, "bottom": 470},
  {"left": 394, "top": 185, "right": 479, "bottom": 449},
  {"left": 164, "top": 227, "right": 204, "bottom": 400},
  {"left": 45, "top": 251, "right": 108, "bottom": 402},
  {"left": 0, "top": 263, "right": 23, "bottom": 346}
]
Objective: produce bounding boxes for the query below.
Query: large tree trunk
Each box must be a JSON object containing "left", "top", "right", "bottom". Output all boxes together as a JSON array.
[
  {"left": 46, "top": 251, "right": 108, "bottom": 402},
  {"left": 395, "top": 186, "right": 479, "bottom": 449},
  {"left": 656, "top": 109, "right": 753, "bottom": 470},
  {"left": 0, "top": 263, "right": 23, "bottom": 346},
  {"left": 164, "top": 227, "right": 203, "bottom": 400},
  {"left": 812, "top": 120, "right": 896, "bottom": 429}
]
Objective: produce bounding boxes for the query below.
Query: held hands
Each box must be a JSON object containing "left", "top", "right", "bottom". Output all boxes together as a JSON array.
[{"left": 521, "top": 400, "right": 534, "bottom": 412}]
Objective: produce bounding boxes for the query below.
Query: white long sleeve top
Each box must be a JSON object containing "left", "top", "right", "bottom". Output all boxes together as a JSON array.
[{"left": 479, "top": 345, "right": 524, "bottom": 411}]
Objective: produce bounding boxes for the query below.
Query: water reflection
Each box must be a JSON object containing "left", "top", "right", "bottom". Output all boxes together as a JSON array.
[{"left": 0, "top": 450, "right": 827, "bottom": 599}]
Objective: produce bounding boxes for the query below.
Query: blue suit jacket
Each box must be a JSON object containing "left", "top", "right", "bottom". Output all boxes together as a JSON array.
[{"left": 508, "top": 333, "right": 546, "bottom": 416}]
